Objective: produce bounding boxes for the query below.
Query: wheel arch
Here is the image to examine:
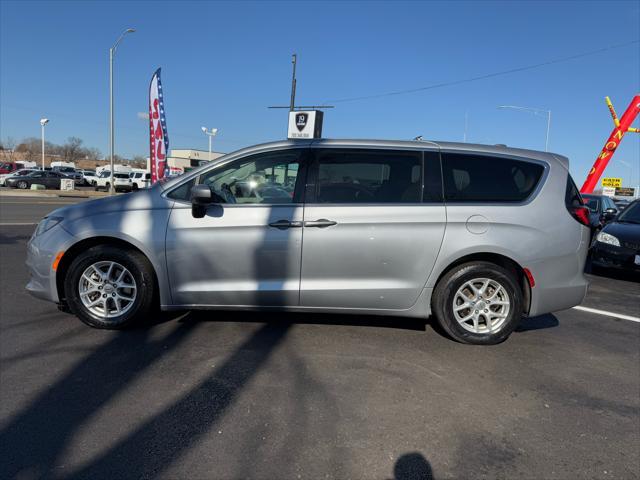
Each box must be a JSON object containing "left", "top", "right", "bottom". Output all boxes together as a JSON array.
[
  {"left": 431, "top": 252, "right": 532, "bottom": 315},
  {"left": 56, "top": 236, "right": 161, "bottom": 306}
]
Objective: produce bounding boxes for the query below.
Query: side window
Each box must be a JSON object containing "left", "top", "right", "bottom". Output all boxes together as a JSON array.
[
  {"left": 167, "top": 178, "right": 196, "bottom": 201},
  {"left": 197, "top": 150, "right": 302, "bottom": 204},
  {"left": 313, "top": 149, "right": 422, "bottom": 204},
  {"left": 442, "top": 153, "right": 544, "bottom": 203}
]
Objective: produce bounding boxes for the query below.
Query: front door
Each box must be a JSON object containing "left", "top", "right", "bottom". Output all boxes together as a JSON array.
[
  {"left": 300, "top": 148, "right": 446, "bottom": 310},
  {"left": 165, "top": 148, "right": 307, "bottom": 307}
]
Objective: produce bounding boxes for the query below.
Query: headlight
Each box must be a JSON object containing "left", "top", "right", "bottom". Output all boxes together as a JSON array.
[
  {"left": 596, "top": 231, "right": 620, "bottom": 247},
  {"left": 35, "top": 216, "right": 63, "bottom": 236}
]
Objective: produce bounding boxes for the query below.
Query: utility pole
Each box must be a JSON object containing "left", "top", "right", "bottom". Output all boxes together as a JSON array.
[{"left": 268, "top": 54, "right": 334, "bottom": 112}]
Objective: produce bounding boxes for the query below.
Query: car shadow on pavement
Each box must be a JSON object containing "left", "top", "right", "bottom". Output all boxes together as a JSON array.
[
  {"left": 185, "top": 309, "right": 429, "bottom": 331},
  {"left": 515, "top": 313, "right": 559, "bottom": 332}
]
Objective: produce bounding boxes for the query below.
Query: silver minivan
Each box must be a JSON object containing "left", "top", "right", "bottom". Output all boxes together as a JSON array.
[{"left": 26, "top": 139, "right": 591, "bottom": 344}]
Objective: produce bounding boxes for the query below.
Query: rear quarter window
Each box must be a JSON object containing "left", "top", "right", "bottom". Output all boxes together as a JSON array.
[{"left": 442, "top": 153, "right": 545, "bottom": 203}]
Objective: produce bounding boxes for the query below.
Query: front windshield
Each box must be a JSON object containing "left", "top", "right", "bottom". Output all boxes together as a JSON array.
[{"left": 617, "top": 201, "right": 640, "bottom": 223}]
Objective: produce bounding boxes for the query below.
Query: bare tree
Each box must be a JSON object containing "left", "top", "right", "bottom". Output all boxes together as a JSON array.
[
  {"left": 84, "top": 147, "right": 102, "bottom": 161},
  {"left": 61, "top": 137, "right": 84, "bottom": 163},
  {"left": 1, "top": 137, "right": 17, "bottom": 161}
]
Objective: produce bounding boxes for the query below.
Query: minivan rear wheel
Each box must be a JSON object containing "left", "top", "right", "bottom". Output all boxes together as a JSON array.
[
  {"left": 64, "top": 245, "right": 156, "bottom": 329},
  {"left": 432, "top": 261, "right": 523, "bottom": 345}
]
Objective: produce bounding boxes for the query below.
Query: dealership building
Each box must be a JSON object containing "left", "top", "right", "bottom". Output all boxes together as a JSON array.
[{"left": 166, "top": 149, "right": 225, "bottom": 173}]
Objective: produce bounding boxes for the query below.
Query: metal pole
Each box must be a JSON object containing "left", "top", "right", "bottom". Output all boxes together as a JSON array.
[
  {"left": 545, "top": 110, "right": 551, "bottom": 152},
  {"left": 109, "top": 47, "right": 114, "bottom": 194},
  {"left": 208, "top": 135, "right": 212, "bottom": 158},
  {"left": 41, "top": 124, "right": 45, "bottom": 170},
  {"left": 289, "top": 54, "right": 297, "bottom": 111}
]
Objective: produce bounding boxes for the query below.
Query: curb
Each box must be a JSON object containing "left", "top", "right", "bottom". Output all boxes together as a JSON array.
[{"left": 0, "top": 189, "right": 114, "bottom": 199}]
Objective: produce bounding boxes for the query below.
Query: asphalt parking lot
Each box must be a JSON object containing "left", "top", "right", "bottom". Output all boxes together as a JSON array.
[{"left": 0, "top": 196, "right": 638, "bottom": 479}]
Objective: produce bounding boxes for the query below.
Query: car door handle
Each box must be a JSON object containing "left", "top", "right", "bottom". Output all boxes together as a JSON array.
[
  {"left": 268, "top": 220, "right": 303, "bottom": 230},
  {"left": 304, "top": 219, "right": 337, "bottom": 228}
]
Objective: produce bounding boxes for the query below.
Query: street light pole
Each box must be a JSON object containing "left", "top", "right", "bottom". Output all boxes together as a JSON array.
[
  {"left": 498, "top": 105, "right": 552, "bottom": 151},
  {"left": 40, "top": 118, "right": 49, "bottom": 170},
  {"left": 109, "top": 28, "right": 135, "bottom": 194},
  {"left": 201, "top": 127, "right": 219, "bottom": 160}
]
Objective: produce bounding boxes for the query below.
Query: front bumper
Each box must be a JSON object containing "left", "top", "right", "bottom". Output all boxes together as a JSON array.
[
  {"left": 591, "top": 242, "right": 640, "bottom": 272},
  {"left": 26, "top": 224, "right": 76, "bottom": 303}
]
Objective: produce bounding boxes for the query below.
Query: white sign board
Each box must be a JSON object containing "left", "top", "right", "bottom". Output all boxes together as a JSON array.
[
  {"left": 288, "top": 110, "right": 324, "bottom": 139},
  {"left": 60, "top": 178, "right": 75, "bottom": 191},
  {"left": 601, "top": 186, "right": 616, "bottom": 197}
]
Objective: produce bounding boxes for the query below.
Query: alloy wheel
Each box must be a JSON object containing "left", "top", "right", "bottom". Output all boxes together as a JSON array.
[
  {"left": 452, "top": 278, "right": 511, "bottom": 334},
  {"left": 78, "top": 261, "right": 137, "bottom": 319}
]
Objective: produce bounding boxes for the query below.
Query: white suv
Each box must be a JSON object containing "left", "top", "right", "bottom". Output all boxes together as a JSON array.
[
  {"left": 130, "top": 171, "right": 151, "bottom": 190},
  {"left": 94, "top": 171, "right": 133, "bottom": 192}
]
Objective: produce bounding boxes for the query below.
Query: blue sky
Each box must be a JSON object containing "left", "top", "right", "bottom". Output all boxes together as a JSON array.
[{"left": 1, "top": 0, "right": 639, "bottom": 185}]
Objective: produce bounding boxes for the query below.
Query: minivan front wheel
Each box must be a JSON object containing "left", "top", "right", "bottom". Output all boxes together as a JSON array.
[
  {"left": 432, "top": 262, "right": 523, "bottom": 344},
  {"left": 65, "top": 245, "right": 156, "bottom": 329}
]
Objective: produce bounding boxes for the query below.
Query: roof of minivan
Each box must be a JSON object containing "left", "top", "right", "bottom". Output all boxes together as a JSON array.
[
  {"left": 245, "top": 138, "right": 567, "bottom": 167},
  {"left": 160, "top": 138, "right": 569, "bottom": 190}
]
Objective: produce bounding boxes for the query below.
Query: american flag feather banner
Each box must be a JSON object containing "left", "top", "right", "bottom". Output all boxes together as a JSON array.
[{"left": 149, "top": 68, "right": 169, "bottom": 183}]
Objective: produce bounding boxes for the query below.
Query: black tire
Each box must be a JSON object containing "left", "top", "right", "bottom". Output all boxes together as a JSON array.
[
  {"left": 64, "top": 245, "right": 156, "bottom": 329},
  {"left": 432, "top": 261, "right": 523, "bottom": 345},
  {"left": 18, "top": 180, "right": 28, "bottom": 189}
]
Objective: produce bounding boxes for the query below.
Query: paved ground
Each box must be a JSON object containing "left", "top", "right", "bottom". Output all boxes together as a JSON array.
[{"left": 0, "top": 197, "right": 638, "bottom": 479}]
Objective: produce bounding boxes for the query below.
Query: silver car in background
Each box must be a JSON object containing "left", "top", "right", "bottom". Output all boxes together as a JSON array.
[{"left": 26, "top": 139, "right": 590, "bottom": 344}]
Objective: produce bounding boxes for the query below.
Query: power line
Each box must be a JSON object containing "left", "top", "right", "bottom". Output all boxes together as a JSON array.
[{"left": 324, "top": 40, "right": 640, "bottom": 104}]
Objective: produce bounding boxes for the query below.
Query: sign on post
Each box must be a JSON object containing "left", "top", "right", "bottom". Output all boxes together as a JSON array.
[
  {"left": 615, "top": 187, "right": 636, "bottom": 197},
  {"left": 288, "top": 110, "right": 324, "bottom": 139},
  {"left": 601, "top": 186, "right": 616, "bottom": 197},
  {"left": 601, "top": 177, "right": 622, "bottom": 188},
  {"left": 60, "top": 178, "right": 75, "bottom": 191}
]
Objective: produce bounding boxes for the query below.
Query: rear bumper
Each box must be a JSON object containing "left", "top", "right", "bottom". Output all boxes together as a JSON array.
[{"left": 527, "top": 226, "right": 590, "bottom": 317}]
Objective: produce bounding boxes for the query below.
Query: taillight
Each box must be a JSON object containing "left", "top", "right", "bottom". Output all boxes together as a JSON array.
[{"left": 570, "top": 206, "right": 590, "bottom": 226}]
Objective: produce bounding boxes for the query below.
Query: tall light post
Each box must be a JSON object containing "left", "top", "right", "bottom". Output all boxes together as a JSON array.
[
  {"left": 39, "top": 118, "right": 49, "bottom": 170},
  {"left": 109, "top": 28, "right": 135, "bottom": 194},
  {"left": 498, "top": 105, "right": 552, "bottom": 151},
  {"left": 201, "top": 127, "right": 218, "bottom": 159}
]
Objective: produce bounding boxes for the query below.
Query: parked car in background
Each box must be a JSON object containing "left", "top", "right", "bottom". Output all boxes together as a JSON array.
[
  {"left": 52, "top": 166, "right": 83, "bottom": 185},
  {"left": 581, "top": 194, "right": 619, "bottom": 233},
  {"left": 94, "top": 171, "right": 133, "bottom": 192},
  {"left": 0, "top": 168, "right": 38, "bottom": 186},
  {"left": 130, "top": 170, "right": 151, "bottom": 190},
  {"left": 0, "top": 161, "right": 34, "bottom": 174},
  {"left": 78, "top": 169, "right": 98, "bottom": 186},
  {"left": 26, "top": 139, "right": 590, "bottom": 345},
  {"left": 591, "top": 199, "right": 640, "bottom": 274},
  {"left": 6, "top": 170, "right": 67, "bottom": 189}
]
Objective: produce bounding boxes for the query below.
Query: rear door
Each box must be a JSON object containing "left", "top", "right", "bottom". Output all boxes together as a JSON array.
[{"left": 299, "top": 147, "right": 446, "bottom": 310}]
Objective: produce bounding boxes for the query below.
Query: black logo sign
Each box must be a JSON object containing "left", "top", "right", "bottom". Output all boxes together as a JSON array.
[{"left": 295, "top": 113, "right": 308, "bottom": 132}]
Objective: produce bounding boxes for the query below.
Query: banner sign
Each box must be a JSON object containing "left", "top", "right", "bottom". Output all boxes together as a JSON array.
[
  {"left": 601, "top": 186, "right": 616, "bottom": 197},
  {"left": 602, "top": 177, "right": 622, "bottom": 188},
  {"left": 580, "top": 95, "right": 639, "bottom": 193},
  {"left": 149, "top": 68, "right": 170, "bottom": 184}
]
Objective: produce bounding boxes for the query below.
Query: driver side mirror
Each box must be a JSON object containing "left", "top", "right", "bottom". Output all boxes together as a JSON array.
[
  {"left": 601, "top": 207, "right": 618, "bottom": 223},
  {"left": 190, "top": 184, "right": 212, "bottom": 218},
  {"left": 190, "top": 184, "right": 226, "bottom": 218}
]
